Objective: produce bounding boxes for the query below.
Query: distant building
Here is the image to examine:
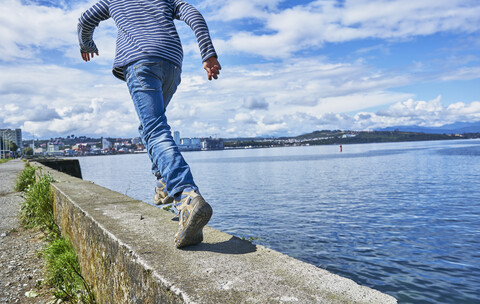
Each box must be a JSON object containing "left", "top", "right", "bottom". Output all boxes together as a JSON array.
[
  {"left": 47, "top": 143, "right": 59, "bottom": 153},
  {"left": 202, "top": 137, "right": 224, "bottom": 150},
  {"left": 0, "top": 128, "right": 22, "bottom": 149},
  {"left": 173, "top": 131, "right": 181, "bottom": 145},
  {"left": 90, "top": 147, "right": 102, "bottom": 155},
  {"left": 179, "top": 138, "right": 202, "bottom": 151},
  {"left": 46, "top": 142, "right": 63, "bottom": 156},
  {"left": 173, "top": 131, "right": 224, "bottom": 151},
  {"left": 34, "top": 147, "right": 45, "bottom": 156},
  {"left": 102, "top": 138, "right": 112, "bottom": 150},
  {"left": 132, "top": 137, "right": 142, "bottom": 145},
  {"left": 64, "top": 149, "right": 76, "bottom": 156},
  {"left": 73, "top": 143, "right": 90, "bottom": 155}
]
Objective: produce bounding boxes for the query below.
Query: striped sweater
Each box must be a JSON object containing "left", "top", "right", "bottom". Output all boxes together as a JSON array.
[{"left": 78, "top": 0, "right": 217, "bottom": 81}]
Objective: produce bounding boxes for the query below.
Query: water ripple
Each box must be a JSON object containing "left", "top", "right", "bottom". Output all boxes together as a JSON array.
[{"left": 78, "top": 140, "right": 480, "bottom": 303}]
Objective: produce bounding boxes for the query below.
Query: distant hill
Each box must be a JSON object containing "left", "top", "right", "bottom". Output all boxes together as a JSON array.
[
  {"left": 224, "top": 129, "right": 477, "bottom": 149},
  {"left": 377, "top": 121, "right": 480, "bottom": 134}
]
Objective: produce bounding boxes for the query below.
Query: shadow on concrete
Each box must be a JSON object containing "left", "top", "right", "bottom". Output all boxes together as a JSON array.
[{"left": 182, "top": 236, "right": 257, "bottom": 254}]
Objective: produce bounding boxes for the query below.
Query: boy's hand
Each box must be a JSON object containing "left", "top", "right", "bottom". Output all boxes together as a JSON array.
[
  {"left": 203, "top": 56, "right": 221, "bottom": 80},
  {"left": 81, "top": 52, "right": 99, "bottom": 62}
]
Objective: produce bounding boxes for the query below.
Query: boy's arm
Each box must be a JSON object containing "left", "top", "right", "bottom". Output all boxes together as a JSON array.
[
  {"left": 173, "top": 1, "right": 221, "bottom": 79},
  {"left": 78, "top": 0, "right": 111, "bottom": 61}
]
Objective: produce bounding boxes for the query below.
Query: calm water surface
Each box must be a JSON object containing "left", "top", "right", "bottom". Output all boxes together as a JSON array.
[{"left": 77, "top": 140, "right": 480, "bottom": 303}]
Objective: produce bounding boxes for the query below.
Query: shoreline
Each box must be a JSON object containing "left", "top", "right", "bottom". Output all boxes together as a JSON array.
[{"left": 22, "top": 137, "right": 480, "bottom": 159}]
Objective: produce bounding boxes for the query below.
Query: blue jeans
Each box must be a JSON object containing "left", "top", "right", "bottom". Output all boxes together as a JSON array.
[{"left": 124, "top": 57, "right": 197, "bottom": 197}]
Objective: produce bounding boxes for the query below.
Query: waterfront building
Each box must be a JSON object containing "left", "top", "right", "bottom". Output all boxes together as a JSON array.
[
  {"left": 172, "top": 131, "right": 225, "bottom": 151},
  {"left": 179, "top": 138, "right": 202, "bottom": 151},
  {"left": 90, "top": 147, "right": 102, "bottom": 155},
  {"left": 173, "top": 131, "right": 180, "bottom": 145},
  {"left": 46, "top": 142, "right": 63, "bottom": 156},
  {"left": 202, "top": 137, "right": 224, "bottom": 150},
  {"left": 132, "top": 137, "right": 142, "bottom": 145},
  {"left": 47, "top": 143, "right": 59, "bottom": 153},
  {"left": 0, "top": 128, "right": 22, "bottom": 149},
  {"left": 73, "top": 143, "right": 91, "bottom": 155},
  {"left": 102, "top": 138, "right": 112, "bottom": 150},
  {"left": 33, "top": 147, "right": 45, "bottom": 156},
  {"left": 64, "top": 149, "right": 76, "bottom": 156}
]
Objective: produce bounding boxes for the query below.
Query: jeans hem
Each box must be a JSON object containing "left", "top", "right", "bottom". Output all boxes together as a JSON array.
[{"left": 170, "top": 185, "right": 198, "bottom": 197}]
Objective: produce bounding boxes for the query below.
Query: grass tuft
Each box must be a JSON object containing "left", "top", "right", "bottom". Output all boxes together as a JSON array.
[
  {"left": 43, "top": 237, "right": 95, "bottom": 303},
  {"left": 17, "top": 164, "right": 95, "bottom": 303},
  {"left": 240, "top": 235, "right": 261, "bottom": 242},
  {"left": 19, "top": 173, "right": 59, "bottom": 235},
  {"left": 14, "top": 162, "right": 36, "bottom": 192}
]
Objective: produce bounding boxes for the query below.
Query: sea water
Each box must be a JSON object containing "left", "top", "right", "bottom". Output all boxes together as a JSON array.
[{"left": 77, "top": 139, "right": 480, "bottom": 303}]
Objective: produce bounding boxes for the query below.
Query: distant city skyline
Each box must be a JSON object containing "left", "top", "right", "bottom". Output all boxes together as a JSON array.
[
  {"left": 1, "top": 0, "right": 480, "bottom": 139},
  {"left": 22, "top": 130, "right": 212, "bottom": 141}
]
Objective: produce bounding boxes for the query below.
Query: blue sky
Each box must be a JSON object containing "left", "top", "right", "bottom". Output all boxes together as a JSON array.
[{"left": 1, "top": 0, "right": 480, "bottom": 139}]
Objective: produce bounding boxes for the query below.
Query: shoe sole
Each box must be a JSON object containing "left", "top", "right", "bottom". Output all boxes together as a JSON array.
[{"left": 175, "top": 198, "right": 213, "bottom": 248}]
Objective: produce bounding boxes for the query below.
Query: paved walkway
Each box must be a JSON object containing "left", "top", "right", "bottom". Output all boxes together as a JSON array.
[
  {"left": 0, "top": 160, "right": 24, "bottom": 233},
  {"left": 0, "top": 160, "right": 51, "bottom": 303}
]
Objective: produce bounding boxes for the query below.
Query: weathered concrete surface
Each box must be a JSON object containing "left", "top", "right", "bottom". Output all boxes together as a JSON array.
[{"left": 33, "top": 162, "right": 397, "bottom": 304}]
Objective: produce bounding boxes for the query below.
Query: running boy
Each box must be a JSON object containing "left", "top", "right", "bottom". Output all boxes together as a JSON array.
[{"left": 78, "top": 0, "right": 221, "bottom": 248}]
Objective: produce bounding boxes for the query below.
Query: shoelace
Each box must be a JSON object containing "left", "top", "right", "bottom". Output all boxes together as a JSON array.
[
  {"left": 156, "top": 178, "right": 168, "bottom": 196},
  {"left": 176, "top": 190, "right": 200, "bottom": 229}
]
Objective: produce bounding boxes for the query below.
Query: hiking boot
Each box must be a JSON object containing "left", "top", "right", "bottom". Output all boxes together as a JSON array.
[
  {"left": 154, "top": 178, "right": 174, "bottom": 205},
  {"left": 174, "top": 189, "right": 212, "bottom": 248}
]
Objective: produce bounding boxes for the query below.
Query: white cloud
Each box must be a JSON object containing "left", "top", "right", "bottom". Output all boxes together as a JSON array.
[
  {"left": 0, "top": 0, "right": 116, "bottom": 65},
  {"left": 447, "top": 101, "right": 480, "bottom": 115},
  {"left": 0, "top": 0, "right": 85, "bottom": 60},
  {"left": 377, "top": 96, "right": 444, "bottom": 118},
  {"left": 155, "top": 57, "right": 417, "bottom": 137},
  {"left": 250, "top": 96, "right": 480, "bottom": 135},
  {"left": 2, "top": 104, "right": 61, "bottom": 125},
  {"left": 0, "top": 63, "right": 136, "bottom": 138},
  {"left": 214, "top": 0, "right": 281, "bottom": 21},
  {"left": 228, "top": 112, "right": 256, "bottom": 124},
  {"left": 0, "top": 1, "right": 118, "bottom": 118},
  {"left": 1, "top": 0, "right": 479, "bottom": 140},
  {"left": 172, "top": 90, "right": 480, "bottom": 137},
  {"left": 341, "top": 0, "right": 480, "bottom": 36},
  {"left": 243, "top": 97, "right": 269, "bottom": 110},
  {"left": 355, "top": 96, "right": 480, "bottom": 129},
  {"left": 440, "top": 66, "right": 480, "bottom": 81},
  {"left": 213, "top": 0, "right": 480, "bottom": 58}
]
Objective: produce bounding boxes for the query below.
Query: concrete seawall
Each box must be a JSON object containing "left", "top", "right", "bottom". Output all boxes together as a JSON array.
[
  {"left": 32, "top": 161, "right": 397, "bottom": 303},
  {"left": 33, "top": 158, "right": 83, "bottom": 179}
]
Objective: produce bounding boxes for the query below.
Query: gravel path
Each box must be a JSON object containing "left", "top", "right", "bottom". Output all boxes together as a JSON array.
[{"left": 0, "top": 160, "right": 53, "bottom": 303}]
